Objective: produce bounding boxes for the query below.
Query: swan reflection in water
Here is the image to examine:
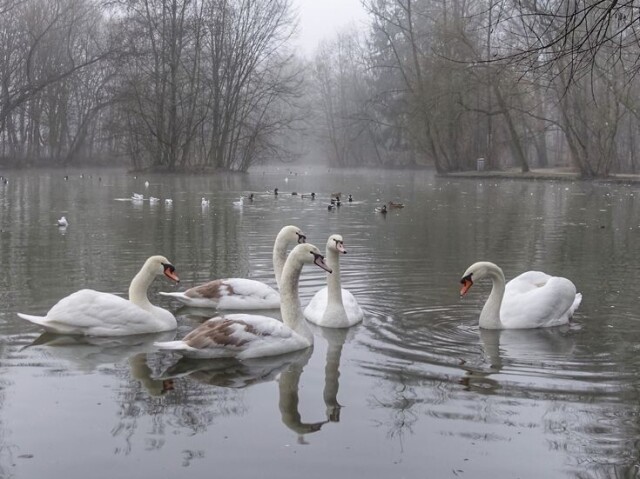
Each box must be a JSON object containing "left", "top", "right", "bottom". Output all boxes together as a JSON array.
[
  {"left": 157, "top": 321, "right": 354, "bottom": 440},
  {"left": 307, "top": 323, "right": 356, "bottom": 423},
  {"left": 26, "top": 331, "right": 177, "bottom": 395},
  {"left": 460, "top": 326, "right": 575, "bottom": 393}
]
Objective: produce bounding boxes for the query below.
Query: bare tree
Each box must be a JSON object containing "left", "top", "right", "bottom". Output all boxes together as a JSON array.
[
  {"left": 0, "top": 0, "right": 113, "bottom": 164},
  {"left": 113, "top": 0, "right": 300, "bottom": 172},
  {"left": 198, "top": 0, "right": 300, "bottom": 172}
]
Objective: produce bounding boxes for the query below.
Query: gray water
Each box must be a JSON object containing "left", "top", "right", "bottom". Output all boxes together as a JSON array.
[{"left": 0, "top": 167, "right": 639, "bottom": 478}]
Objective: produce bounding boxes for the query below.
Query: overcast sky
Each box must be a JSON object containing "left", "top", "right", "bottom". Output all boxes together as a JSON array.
[{"left": 292, "top": 0, "right": 369, "bottom": 57}]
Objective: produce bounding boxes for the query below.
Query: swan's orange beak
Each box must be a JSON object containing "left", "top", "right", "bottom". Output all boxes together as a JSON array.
[
  {"left": 460, "top": 277, "right": 473, "bottom": 297},
  {"left": 164, "top": 264, "right": 180, "bottom": 283}
]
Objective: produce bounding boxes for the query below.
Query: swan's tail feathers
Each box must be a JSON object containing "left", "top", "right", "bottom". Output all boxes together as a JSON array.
[
  {"left": 158, "top": 292, "right": 191, "bottom": 305},
  {"left": 17, "top": 313, "right": 48, "bottom": 326},
  {"left": 570, "top": 293, "right": 583, "bottom": 317},
  {"left": 154, "top": 340, "right": 192, "bottom": 352},
  {"left": 158, "top": 292, "right": 186, "bottom": 299}
]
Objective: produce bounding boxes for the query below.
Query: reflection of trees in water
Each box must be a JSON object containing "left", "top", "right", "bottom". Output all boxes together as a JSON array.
[
  {"left": 112, "top": 353, "right": 248, "bottom": 455},
  {"left": 368, "top": 374, "right": 420, "bottom": 448},
  {"left": 0, "top": 342, "right": 17, "bottom": 479},
  {"left": 362, "top": 325, "right": 640, "bottom": 473},
  {"left": 24, "top": 332, "right": 248, "bottom": 456}
]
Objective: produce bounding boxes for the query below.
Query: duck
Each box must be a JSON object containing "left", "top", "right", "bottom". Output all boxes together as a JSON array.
[
  {"left": 459, "top": 261, "right": 582, "bottom": 329},
  {"left": 375, "top": 204, "right": 387, "bottom": 214},
  {"left": 388, "top": 201, "right": 404, "bottom": 208},
  {"left": 154, "top": 243, "right": 332, "bottom": 359},
  {"left": 348, "top": 194, "right": 353, "bottom": 202},
  {"left": 304, "top": 235, "right": 364, "bottom": 328},
  {"left": 17, "top": 256, "right": 180, "bottom": 336},
  {"left": 57, "top": 216, "right": 69, "bottom": 227},
  {"left": 201, "top": 197, "right": 210, "bottom": 207},
  {"left": 159, "top": 225, "right": 307, "bottom": 309}
]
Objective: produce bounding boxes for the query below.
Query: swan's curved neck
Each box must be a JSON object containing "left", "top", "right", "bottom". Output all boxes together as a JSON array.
[
  {"left": 129, "top": 267, "right": 155, "bottom": 311},
  {"left": 280, "top": 258, "right": 313, "bottom": 343},
  {"left": 326, "top": 248, "right": 344, "bottom": 306},
  {"left": 273, "top": 236, "right": 288, "bottom": 289},
  {"left": 479, "top": 266, "right": 506, "bottom": 329}
]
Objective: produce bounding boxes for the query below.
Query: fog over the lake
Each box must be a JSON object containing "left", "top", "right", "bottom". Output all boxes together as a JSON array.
[{"left": 0, "top": 0, "right": 636, "bottom": 177}]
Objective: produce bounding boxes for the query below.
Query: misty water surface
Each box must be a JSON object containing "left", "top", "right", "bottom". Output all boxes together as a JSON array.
[{"left": 0, "top": 167, "right": 639, "bottom": 478}]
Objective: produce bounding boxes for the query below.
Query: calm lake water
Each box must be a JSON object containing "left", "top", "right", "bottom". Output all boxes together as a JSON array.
[{"left": 1, "top": 167, "right": 639, "bottom": 478}]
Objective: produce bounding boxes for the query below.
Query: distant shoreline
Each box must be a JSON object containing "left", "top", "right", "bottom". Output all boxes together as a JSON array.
[{"left": 440, "top": 167, "right": 640, "bottom": 184}]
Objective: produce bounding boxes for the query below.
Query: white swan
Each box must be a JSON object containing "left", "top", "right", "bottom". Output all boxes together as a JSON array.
[
  {"left": 233, "top": 196, "right": 244, "bottom": 207},
  {"left": 304, "top": 234, "right": 364, "bottom": 328},
  {"left": 201, "top": 197, "right": 210, "bottom": 207},
  {"left": 459, "top": 261, "right": 582, "bottom": 329},
  {"left": 159, "top": 225, "right": 306, "bottom": 309},
  {"left": 149, "top": 196, "right": 160, "bottom": 204},
  {"left": 57, "top": 216, "right": 68, "bottom": 227},
  {"left": 165, "top": 198, "right": 173, "bottom": 206},
  {"left": 154, "top": 243, "right": 331, "bottom": 359},
  {"left": 18, "top": 256, "right": 180, "bottom": 336},
  {"left": 132, "top": 193, "right": 144, "bottom": 201}
]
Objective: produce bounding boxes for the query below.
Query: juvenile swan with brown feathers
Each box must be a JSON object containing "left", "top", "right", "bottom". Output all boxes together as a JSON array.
[
  {"left": 159, "top": 225, "right": 306, "bottom": 310},
  {"left": 154, "top": 244, "right": 331, "bottom": 359}
]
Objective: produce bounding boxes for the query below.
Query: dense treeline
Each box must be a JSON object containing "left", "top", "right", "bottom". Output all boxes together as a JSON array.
[
  {"left": 311, "top": 0, "right": 640, "bottom": 177},
  {"left": 1, "top": 0, "right": 639, "bottom": 176},
  {"left": 0, "top": 0, "right": 300, "bottom": 171}
]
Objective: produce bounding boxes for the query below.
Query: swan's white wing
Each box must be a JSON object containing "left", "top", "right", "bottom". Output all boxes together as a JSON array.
[
  {"left": 505, "top": 271, "right": 553, "bottom": 295},
  {"left": 304, "top": 287, "right": 328, "bottom": 323},
  {"left": 163, "top": 278, "right": 280, "bottom": 310},
  {"left": 216, "top": 279, "right": 280, "bottom": 309},
  {"left": 502, "top": 274, "right": 579, "bottom": 328},
  {"left": 341, "top": 289, "right": 364, "bottom": 323},
  {"left": 19, "top": 289, "right": 162, "bottom": 336}
]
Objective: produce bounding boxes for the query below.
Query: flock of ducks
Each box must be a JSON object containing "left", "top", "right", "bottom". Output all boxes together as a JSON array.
[
  {"left": 17, "top": 220, "right": 582, "bottom": 360},
  {"left": 125, "top": 187, "right": 401, "bottom": 214}
]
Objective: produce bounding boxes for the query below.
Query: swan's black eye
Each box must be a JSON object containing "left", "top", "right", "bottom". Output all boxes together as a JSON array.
[
  {"left": 460, "top": 273, "right": 472, "bottom": 285},
  {"left": 311, "top": 252, "right": 323, "bottom": 260},
  {"left": 297, "top": 232, "right": 307, "bottom": 243}
]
